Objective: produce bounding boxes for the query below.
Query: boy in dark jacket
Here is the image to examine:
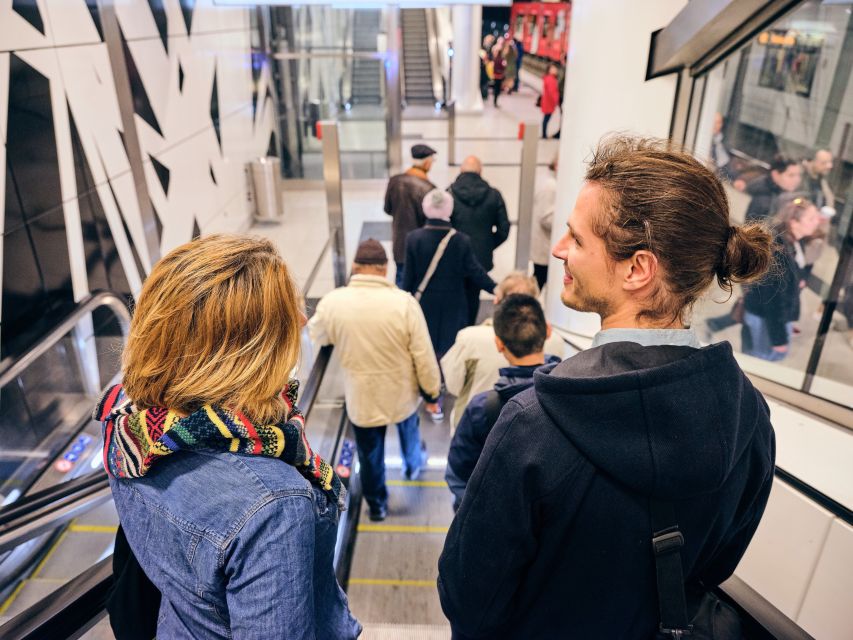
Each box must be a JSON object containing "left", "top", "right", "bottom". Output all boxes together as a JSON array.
[{"left": 445, "top": 294, "right": 560, "bottom": 510}]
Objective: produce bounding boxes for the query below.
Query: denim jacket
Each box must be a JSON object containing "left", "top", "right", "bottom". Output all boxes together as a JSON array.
[{"left": 109, "top": 449, "right": 361, "bottom": 639}]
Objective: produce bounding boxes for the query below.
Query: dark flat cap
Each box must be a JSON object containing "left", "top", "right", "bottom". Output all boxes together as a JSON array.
[
  {"left": 354, "top": 238, "right": 388, "bottom": 265},
  {"left": 411, "top": 144, "right": 437, "bottom": 160}
]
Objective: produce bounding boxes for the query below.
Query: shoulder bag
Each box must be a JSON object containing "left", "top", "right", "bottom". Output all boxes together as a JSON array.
[
  {"left": 652, "top": 499, "right": 743, "bottom": 639},
  {"left": 415, "top": 229, "right": 456, "bottom": 302}
]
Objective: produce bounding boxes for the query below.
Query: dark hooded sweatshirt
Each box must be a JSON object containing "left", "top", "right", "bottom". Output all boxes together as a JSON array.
[
  {"left": 437, "top": 341, "right": 775, "bottom": 639},
  {"left": 449, "top": 172, "right": 510, "bottom": 272}
]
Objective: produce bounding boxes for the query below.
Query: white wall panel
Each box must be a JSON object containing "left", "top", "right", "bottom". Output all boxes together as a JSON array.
[
  {"left": 0, "top": 1, "right": 54, "bottom": 52},
  {"left": 797, "top": 518, "right": 853, "bottom": 639},
  {"left": 735, "top": 479, "right": 834, "bottom": 619},
  {"left": 44, "top": 3, "right": 102, "bottom": 47}
]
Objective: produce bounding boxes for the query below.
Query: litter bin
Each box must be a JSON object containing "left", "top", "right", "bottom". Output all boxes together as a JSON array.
[{"left": 250, "top": 157, "right": 283, "bottom": 222}]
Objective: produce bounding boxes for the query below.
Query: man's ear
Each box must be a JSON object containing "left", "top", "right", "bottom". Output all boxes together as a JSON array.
[
  {"left": 545, "top": 322, "right": 553, "bottom": 339},
  {"left": 623, "top": 250, "right": 658, "bottom": 292},
  {"left": 494, "top": 335, "right": 506, "bottom": 354}
]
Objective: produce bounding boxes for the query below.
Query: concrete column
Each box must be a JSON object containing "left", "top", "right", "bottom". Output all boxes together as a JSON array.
[
  {"left": 545, "top": 0, "right": 687, "bottom": 336},
  {"left": 450, "top": 5, "right": 483, "bottom": 114}
]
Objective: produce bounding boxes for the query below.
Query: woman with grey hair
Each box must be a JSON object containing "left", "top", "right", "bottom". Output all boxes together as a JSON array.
[{"left": 402, "top": 189, "right": 496, "bottom": 363}]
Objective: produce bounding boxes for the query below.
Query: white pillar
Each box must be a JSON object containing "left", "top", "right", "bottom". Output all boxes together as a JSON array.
[
  {"left": 451, "top": 5, "right": 484, "bottom": 113},
  {"left": 545, "top": 0, "right": 687, "bottom": 336}
]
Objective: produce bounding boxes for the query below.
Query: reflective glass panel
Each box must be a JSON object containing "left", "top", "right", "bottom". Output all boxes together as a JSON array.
[{"left": 689, "top": 1, "right": 853, "bottom": 407}]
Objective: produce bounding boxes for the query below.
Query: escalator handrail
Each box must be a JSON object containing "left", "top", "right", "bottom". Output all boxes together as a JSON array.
[
  {"left": 0, "top": 290, "right": 131, "bottom": 391},
  {"left": 0, "top": 477, "right": 111, "bottom": 555},
  {"left": 0, "top": 556, "right": 113, "bottom": 640},
  {"left": 0, "top": 473, "right": 108, "bottom": 527}
]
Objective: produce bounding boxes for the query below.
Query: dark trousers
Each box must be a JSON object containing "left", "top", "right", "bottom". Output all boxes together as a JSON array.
[
  {"left": 464, "top": 279, "right": 481, "bottom": 326},
  {"left": 707, "top": 313, "right": 739, "bottom": 333},
  {"left": 542, "top": 113, "right": 553, "bottom": 138},
  {"left": 395, "top": 262, "right": 405, "bottom": 288},
  {"left": 353, "top": 412, "right": 423, "bottom": 511},
  {"left": 493, "top": 81, "right": 501, "bottom": 106},
  {"left": 533, "top": 263, "right": 548, "bottom": 292}
]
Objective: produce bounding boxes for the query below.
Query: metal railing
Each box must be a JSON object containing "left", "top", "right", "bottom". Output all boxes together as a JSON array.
[
  {"left": 425, "top": 8, "right": 445, "bottom": 105},
  {"left": 0, "top": 291, "right": 131, "bottom": 391}
]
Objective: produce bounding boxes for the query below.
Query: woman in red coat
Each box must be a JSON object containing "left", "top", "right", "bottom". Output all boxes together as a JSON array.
[{"left": 540, "top": 64, "right": 561, "bottom": 138}]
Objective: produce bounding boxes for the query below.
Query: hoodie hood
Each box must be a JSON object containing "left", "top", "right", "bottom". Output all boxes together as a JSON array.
[
  {"left": 451, "top": 172, "right": 492, "bottom": 207},
  {"left": 533, "top": 341, "right": 767, "bottom": 500},
  {"left": 495, "top": 355, "right": 562, "bottom": 401}
]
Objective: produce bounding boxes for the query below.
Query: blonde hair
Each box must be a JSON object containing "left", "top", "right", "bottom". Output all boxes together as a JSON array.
[
  {"left": 496, "top": 271, "right": 540, "bottom": 301},
  {"left": 122, "top": 234, "right": 302, "bottom": 423}
]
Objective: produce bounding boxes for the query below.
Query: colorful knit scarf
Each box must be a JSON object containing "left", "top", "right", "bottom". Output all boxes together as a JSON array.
[{"left": 94, "top": 381, "right": 346, "bottom": 510}]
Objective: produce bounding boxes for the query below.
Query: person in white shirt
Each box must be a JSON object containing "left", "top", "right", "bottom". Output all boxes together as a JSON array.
[
  {"left": 531, "top": 158, "right": 558, "bottom": 290},
  {"left": 441, "top": 271, "right": 568, "bottom": 430},
  {"left": 309, "top": 239, "right": 441, "bottom": 522}
]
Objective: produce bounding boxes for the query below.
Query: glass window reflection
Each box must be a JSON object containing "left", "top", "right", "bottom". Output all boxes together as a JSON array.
[{"left": 691, "top": 1, "right": 853, "bottom": 407}]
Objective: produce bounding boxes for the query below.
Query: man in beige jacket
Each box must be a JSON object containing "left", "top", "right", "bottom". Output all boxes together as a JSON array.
[
  {"left": 441, "top": 272, "right": 569, "bottom": 430},
  {"left": 309, "top": 239, "right": 441, "bottom": 522}
]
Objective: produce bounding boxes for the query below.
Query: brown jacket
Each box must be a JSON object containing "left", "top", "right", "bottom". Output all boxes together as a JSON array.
[{"left": 384, "top": 167, "right": 435, "bottom": 263}]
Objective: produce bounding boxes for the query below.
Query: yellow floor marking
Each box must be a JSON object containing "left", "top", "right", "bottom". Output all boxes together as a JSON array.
[
  {"left": 348, "top": 578, "right": 436, "bottom": 588},
  {"left": 30, "top": 529, "right": 69, "bottom": 579},
  {"left": 386, "top": 480, "right": 447, "bottom": 487},
  {"left": 68, "top": 524, "right": 118, "bottom": 533},
  {"left": 0, "top": 580, "right": 27, "bottom": 616},
  {"left": 357, "top": 524, "right": 449, "bottom": 534}
]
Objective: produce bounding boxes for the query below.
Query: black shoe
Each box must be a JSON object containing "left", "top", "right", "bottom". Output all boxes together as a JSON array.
[{"left": 368, "top": 505, "right": 387, "bottom": 522}]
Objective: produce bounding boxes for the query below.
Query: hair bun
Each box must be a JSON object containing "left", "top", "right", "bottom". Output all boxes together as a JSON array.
[{"left": 717, "top": 224, "right": 774, "bottom": 289}]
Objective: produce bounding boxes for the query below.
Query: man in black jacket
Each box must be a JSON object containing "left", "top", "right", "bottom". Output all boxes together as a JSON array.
[
  {"left": 384, "top": 144, "right": 437, "bottom": 286},
  {"left": 743, "top": 155, "right": 801, "bottom": 222},
  {"left": 449, "top": 156, "right": 510, "bottom": 325},
  {"left": 437, "top": 135, "right": 777, "bottom": 639}
]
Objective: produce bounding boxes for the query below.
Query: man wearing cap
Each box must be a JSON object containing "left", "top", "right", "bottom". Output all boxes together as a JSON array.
[
  {"left": 384, "top": 144, "right": 438, "bottom": 286},
  {"left": 309, "top": 239, "right": 442, "bottom": 522}
]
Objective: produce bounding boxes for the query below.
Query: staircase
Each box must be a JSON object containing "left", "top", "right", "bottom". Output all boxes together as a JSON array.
[
  {"left": 401, "top": 9, "right": 436, "bottom": 105},
  {"left": 350, "top": 10, "right": 383, "bottom": 106}
]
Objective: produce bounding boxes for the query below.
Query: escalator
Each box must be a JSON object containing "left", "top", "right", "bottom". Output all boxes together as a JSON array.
[
  {"left": 0, "top": 292, "right": 131, "bottom": 625},
  {"left": 401, "top": 9, "right": 437, "bottom": 106}
]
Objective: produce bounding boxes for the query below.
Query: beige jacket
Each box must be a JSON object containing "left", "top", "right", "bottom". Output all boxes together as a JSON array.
[
  {"left": 308, "top": 275, "right": 441, "bottom": 428},
  {"left": 441, "top": 319, "right": 567, "bottom": 429}
]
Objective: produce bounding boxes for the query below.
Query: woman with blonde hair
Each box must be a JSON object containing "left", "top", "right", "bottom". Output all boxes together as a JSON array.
[{"left": 94, "top": 235, "right": 360, "bottom": 639}]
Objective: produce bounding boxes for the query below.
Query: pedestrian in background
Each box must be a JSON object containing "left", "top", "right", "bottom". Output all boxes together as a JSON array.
[
  {"left": 742, "top": 196, "right": 821, "bottom": 361},
  {"left": 540, "top": 64, "right": 560, "bottom": 138},
  {"left": 384, "top": 144, "right": 437, "bottom": 287},
  {"left": 531, "top": 156, "right": 558, "bottom": 291},
  {"left": 512, "top": 36, "right": 524, "bottom": 94},
  {"left": 402, "top": 190, "right": 496, "bottom": 364},
  {"left": 502, "top": 39, "right": 518, "bottom": 95},
  {"left": 491, "top": 40, "right": 507, "bottom": 107},
  {"left": 448, "top": 155, "right": 510, "bottom": 325}
]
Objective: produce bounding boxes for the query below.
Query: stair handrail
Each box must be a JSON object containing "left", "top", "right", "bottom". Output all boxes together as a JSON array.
[{"left": 425, "top": 8, "right": 445, "bottom": 105}]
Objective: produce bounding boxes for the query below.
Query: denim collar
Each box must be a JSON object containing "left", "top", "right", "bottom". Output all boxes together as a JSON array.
[{"left": 591, "top": 328, "right": 701, "bottom": 349}]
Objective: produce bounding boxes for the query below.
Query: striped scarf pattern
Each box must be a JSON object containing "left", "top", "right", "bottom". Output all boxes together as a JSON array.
[{"left": 94, "top": 382, "right": 346, "bottom": 510}]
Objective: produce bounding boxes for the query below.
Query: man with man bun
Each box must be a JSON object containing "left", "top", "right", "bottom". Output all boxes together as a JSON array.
[{"left": 439, "top": 136, "right": 777, "bottom": 638}]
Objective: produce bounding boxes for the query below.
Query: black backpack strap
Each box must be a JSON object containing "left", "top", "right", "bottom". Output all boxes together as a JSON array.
[
  {"left": 482, "top": 390, "right": 505, "bottom": 428},
  {"left": 650, "top": 499, "right": 692, "bottom": 638}
]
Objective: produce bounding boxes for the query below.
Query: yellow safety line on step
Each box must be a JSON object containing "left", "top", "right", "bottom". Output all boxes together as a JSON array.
[
  {"left": 357, "top": 524, "right": 449, "bottom": 534},
  {"left": 31, "top": 529, "right": 69, "bottom": 579},
  {"left": 68, "top": 524, "right": 119, "bottom": 533},
  {"left": 386, "top": 480, "right": 447, "bottom": 487},
  {"left": 348, "top": 578, "right": 436, "bottom": 588},
  {"left": 0, "top": 580, "right": 27, "bottom": 616}
]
